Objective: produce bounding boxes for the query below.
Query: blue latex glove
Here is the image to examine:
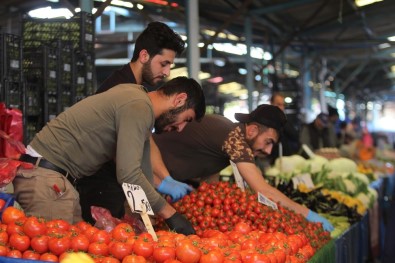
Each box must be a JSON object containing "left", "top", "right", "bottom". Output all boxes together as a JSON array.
[
  {"left": 306, "top": 210, "right": 334, "bottom": 232},
  {"left": 157, "top": 176, "right": 193, "bottom": 202}
]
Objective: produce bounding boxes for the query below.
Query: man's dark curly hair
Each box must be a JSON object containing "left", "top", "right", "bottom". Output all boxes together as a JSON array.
[{"left": 131, "top": 21, "right": 185, "bottom": 62}]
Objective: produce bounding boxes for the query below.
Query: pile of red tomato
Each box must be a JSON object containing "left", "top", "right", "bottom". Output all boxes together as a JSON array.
[
  {"left": 0, "top": 181, "right": 331, "bottom": 263},
  {"left": 0, "top": 204, "right": 319, "bottom": 263}
]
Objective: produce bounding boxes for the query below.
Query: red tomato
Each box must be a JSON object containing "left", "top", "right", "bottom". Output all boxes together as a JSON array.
[
  {"left": 70, "top": 233, "right": 90, "bottom": 252},
  {"left": 102, "top": 256, "right": 121, "bottom": 263},
  {"left": 133, "top": 238, "right": 154, "bottom": 258},
  {"left": 0, "top": 244, "right": 9, "bottom": 256},
  {"left": 108, "top": 240, "right": 133, "bottom": 260},
  {"left": 122, "top": 255, "right": 147, "bottom": 263},
  {"left": 40, "top": 252, "right": 58, "bottom": 262},
  {"left": 6, "top": 220, "right": 24, "bottom": 235},
  {"left": 0, "top": 230, "right": 8, "bottom": 244},
  {"left": 111, "top": 223, "right": 135, "bottom": 242},
  {"left": 23, "top": 216, "right": 47, "bottom": 238},
  {"left": 175, "top": 240, "right": 201, "bottom": 263},
  {"left": 30, "top": 235, "right": 49, "bottom": 254},
  {"left": 91, "top": 229, "right": 111, "bottom": 244},
  {"left": 234, "top": 222, "right": 251, "bottom": 234},
  {"left": 88, "top": 241, "right": 109, "bottom": 256},
  {"left": 48, "top": 235, "right": 71, "bottom": 256},
  {"left": 9, "top": 232, "right": 30, "bottom": 252},
  {"left": 199, "top": 249, "right": 224, "bottom": 263},
  {"left": 1, "top": 207, "right": 25, "bottom": 225},
  {"left": 7, "top": 249, "right": 22, "bottom": 258},
  {"left": 152, "top": 246, "right": 176, "bottom": 263},
  {"left": 22, "top": 250, "right": 41, "bottom": 260},
  {"left": 75, "top": 221, "right": 92, "bottom": 232}
]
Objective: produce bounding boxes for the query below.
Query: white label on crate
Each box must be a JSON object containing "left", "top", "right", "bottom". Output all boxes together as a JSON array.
[
  {"left": 292, "top": 173, "right": 315, "bottom": 190},
  {"left": 258, "top": 192, "right": 278, "bottom": 210},
  {"left": 230, "top": 160, "right": 245, "bottom": 191},
  {"left": 85, "top": 34, "right": 93, "bottom": 42},
  {"left": 87, "top": 72, "right": 92, "bottom": 80},
  {"left": 10, "top": 60, "right": 19, "bottom": 69},
  {"left": 64, "top": 64, "right": 71, "bottom": 72},
  {"left": 49, "top": 71, "right": 56, "bottom": 79},
  {"left": 77, "top": 77, "right": 85, "bottom": 84},
  {"left": 122, "top": 183, "right": 154, "bottom": 216}
]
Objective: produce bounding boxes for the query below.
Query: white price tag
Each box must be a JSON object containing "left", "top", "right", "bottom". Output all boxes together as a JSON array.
[
  {"left": 230, "top": 160, "right": 245, "bottom": 191},
  {"left": 292, "top": 173, "right": 315, "bottom": 190},
  {"left": 122, "top": 183, "right": 154, "bottom": 216},
  {"left": 258, "top": 192, "right": 278, "bottom": 210}
]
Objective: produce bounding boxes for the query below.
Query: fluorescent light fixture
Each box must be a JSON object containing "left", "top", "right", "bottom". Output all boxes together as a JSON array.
[
  {"left": 28, "top": 6, "right": 73, "bottom": 19},
  {"left": 355, "top": 0, "right": 383, "bottom": 7},
  {"left": 378, "top": 43, "right": 391, "bottom": 49},
  {"left": 388, "top": 36, "right": 395, "bottom": 41},
  {"left": 212, "top": 43, "right": 273, "bottom": 60},
  {"left": 391, "top": 65, "right": 395, "bottom": 72}
]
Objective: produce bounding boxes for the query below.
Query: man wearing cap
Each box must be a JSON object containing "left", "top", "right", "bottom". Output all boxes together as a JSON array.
[
  {"left": 300, "top": 112, "right": 337, "bottom": 151},
  {"left": 152, "top": 105, "right": 334, "bottom": 232}
]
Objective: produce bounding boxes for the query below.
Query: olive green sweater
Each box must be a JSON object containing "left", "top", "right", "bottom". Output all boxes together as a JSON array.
[{"left": 31, "top": 83, "right": 166, "bottom": 213}]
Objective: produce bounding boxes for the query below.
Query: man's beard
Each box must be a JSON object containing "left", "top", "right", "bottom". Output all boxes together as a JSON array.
[
  {"left": 154, "top": 105, "right": 187, "bottom": 134},
  {"left": 142, "top": 61, "right": 165, "bottom": 87}
]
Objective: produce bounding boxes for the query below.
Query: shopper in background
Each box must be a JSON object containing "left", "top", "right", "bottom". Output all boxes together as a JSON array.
[
  {"left": 268, "top": 92, "right": 300, "bottom": 163},
  {"left": 76, "top": 21, "right": 191, "bottom": 224},
  {"left": 153, "top": 105, "right": 334, "bottom": 232},
  {"left": 300, "top": 113, "right": 337, "bottom": 151},
  {"left": 13, "top": 76, "right": 206, "bottom": 236},
  {"left": 327, "top": 105, "right": 340, "bottom": 147}
]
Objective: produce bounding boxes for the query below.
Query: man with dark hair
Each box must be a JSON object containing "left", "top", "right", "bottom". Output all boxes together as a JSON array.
[
  {"left": 153, "top": 105, "right": 334, "bottom": 232},
  {"left": 97, "top": 21, "right": 185, "bottom": 93},
  {"left": 15, "top": 76, "right": 206, "bottom": 236},
  {"left": 300, "top": 113, "right": 336, "bottom": 151},
  {"left": 76, "top": 21, "right": 192, "bottom": 224},
  {"left": 269, "top": 92, "right": 300, "bottom": 162}
]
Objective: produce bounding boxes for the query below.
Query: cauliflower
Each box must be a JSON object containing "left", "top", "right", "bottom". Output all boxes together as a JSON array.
[
  {"left": 351, "top": 172, "right": 370, "bottom": 186},
  {"left": 265, "top": 167, "right": 280, "bottom": 177},
  {"left": 304, "top": 155, "right": 329, "bottom": 173},
  {"left": 274, "top": 154, "right": 306, "bottom": 173},
  {"left": 325, "top": 157, "right": 358, "bottom": 173},
  {"left": 343, "top": 179, "right": 356, "bottom": 195}
]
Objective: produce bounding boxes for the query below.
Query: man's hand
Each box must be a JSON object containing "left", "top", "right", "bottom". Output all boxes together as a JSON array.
[
  {"left": 157, "top": 176, "right": 193, "bottom": 202},
  {"left": 306, "top": 210, "right": 334, "bottom": 232},
  {"left": 165, "top": 212, "right": 195, "bottom": 235}
]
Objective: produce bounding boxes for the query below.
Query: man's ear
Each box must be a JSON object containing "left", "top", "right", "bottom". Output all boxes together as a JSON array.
[
  {"left": 139, "top": 49, "right": 150, "bottom": 63},
  {"left": 173, "top": 93, "right": 187, "bottom": 107},
  {"left": 246, "top": 124, "right": 259, "bottom": 139}
]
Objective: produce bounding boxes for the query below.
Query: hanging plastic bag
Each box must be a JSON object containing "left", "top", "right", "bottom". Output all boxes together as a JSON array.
[
  {"left": 0, "top": 103, "right": 25, "bottom": 159},
  {"left": 0, "top": 158, "right": 34, "bottom": 188}
]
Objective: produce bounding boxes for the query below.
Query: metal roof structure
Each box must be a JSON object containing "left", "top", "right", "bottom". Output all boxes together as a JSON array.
[{"left": 1, "top": 0, "right": 395, "bottom": 103}]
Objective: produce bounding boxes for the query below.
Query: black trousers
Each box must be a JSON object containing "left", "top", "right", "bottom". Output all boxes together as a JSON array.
[{"left": 76, "top": 161, "right": 126, "bottom": 225}]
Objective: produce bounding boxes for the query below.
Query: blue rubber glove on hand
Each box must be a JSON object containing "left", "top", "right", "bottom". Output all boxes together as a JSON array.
[
  {"left": 306, "top": 210, "right": 334, "bottom": 232},
  {"left": 157, "top": 176, "right": 193, "bottom": 202}
]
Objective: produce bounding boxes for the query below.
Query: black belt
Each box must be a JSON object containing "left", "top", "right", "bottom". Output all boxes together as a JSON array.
[{"left": 19, "top": 154, "right": 78, "bottom": 185}]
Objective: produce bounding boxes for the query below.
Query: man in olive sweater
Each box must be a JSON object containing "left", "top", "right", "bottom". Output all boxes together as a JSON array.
[{"left": 14, "top": 76, "right": 205, "bottom": 236}]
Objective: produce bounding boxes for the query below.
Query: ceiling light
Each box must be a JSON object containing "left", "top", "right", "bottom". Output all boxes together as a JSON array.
[
  {"left": 355, "top": 0, "right": 383, "bottom": 7},
  {"left": 378, "top": 43, "right": 391, "bottom": 49},
  {"left": 388, "top": 36, "right": 395, "bottom": 41},
  {"left": 28, "top": 7, "right": 73, "bottom": 19}
]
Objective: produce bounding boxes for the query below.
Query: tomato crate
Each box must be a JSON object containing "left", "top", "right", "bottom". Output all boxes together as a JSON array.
[
  {"left": 22, "top": 12, "right": 94, "bottom": 52},
  {"left": 0, "top": 33, "right": 23, "bottom": 83}
]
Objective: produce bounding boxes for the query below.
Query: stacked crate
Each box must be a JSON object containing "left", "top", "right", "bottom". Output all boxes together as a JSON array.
[
  {"left": 21, "top": 12, "right": 95, "bottom": 142},
  {"left": 0, "top": 33, "right": 23, "bottom": 110}
]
